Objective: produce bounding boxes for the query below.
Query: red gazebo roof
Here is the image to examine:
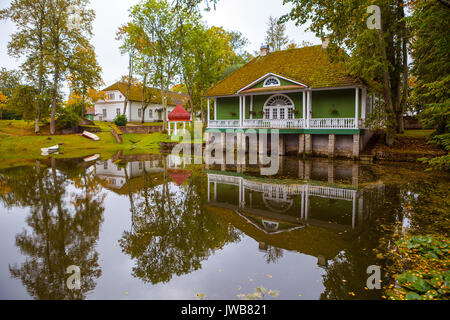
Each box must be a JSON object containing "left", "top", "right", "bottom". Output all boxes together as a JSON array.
[
  {"left": 168, "top": 104, "right": 191, "bottom": 121},
  {"left": 168, "top": 169, "right": 191, "bottom": 186}
]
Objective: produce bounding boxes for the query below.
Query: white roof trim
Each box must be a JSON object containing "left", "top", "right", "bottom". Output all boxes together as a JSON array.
[{"left": 236, "top": 73, "right": 309, "bottom": 94}]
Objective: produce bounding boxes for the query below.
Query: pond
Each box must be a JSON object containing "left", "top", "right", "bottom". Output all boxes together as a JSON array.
[{"left": 0, "top": 154, "right": 448, "bottom": 300}]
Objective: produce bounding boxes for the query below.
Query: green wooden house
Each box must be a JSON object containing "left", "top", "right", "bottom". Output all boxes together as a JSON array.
[{"left": 205, "top": 43, "right": 376, "bottom": 158}]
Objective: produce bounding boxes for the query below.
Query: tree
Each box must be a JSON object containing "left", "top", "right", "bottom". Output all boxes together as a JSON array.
[
  {"left": 67, "top": 44, "right": 103, "bottom": 118},
  {"left": 46, "top": 0, "right": 95, "bottom": 134},
  {"left": 180, "top": 25, "right": 236, "bottom": 123},
  {"left": 282, "top": 0, "right": 410, "bottom": 145},
  {"left": 0, "top": 68, "right": 23, "bottom": 97},
  {"left": 0, "top": 0, "right": 50, "bottom": 133},
  {"left": 409, "top": 0, "right": 450, "bottom": 134},
  {"left": 5, "top": 85, "right": 52, "bottom": 122},
  {"left": 0, "top": 92, "right": 7, "bottom": 119},
  {"left": 265, "top": 16, "right": 290, "bottom": 51},
  {"left": 120, "top": 0, "right": 191, "bottom": 131}
]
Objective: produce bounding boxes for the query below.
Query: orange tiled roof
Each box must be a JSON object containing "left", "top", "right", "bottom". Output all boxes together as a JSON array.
[{"left": 103, "top": 82, "right": 189, "bottom": 106}]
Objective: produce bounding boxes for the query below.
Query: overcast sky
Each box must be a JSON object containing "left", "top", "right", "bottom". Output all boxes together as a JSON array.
[{"left": 0, "top": 0, "right": 320, "bottom": 90}]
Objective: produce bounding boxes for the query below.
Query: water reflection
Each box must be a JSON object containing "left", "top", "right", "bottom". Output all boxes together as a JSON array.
[
  {"left": 0, "top": 154, "right": 447, "bottom": 300},
  {"left": 1, "top": 160, "right": 104, "bottom": 299}
]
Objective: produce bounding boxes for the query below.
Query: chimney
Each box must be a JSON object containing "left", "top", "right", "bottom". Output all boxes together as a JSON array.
[
  {"left": 322, "top": 37, "right": 330, "bottom": 49},
  {"left": 260, "top": 44, "right": 270, "bottom": 57}
]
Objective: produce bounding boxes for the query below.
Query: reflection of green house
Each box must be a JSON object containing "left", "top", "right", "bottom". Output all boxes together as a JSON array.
[
  {"left": 206, "top": 171, "right": 381, "bottom": 262},
  {"left": 205, "top": 43, "right": 378, "bottom": 158}
]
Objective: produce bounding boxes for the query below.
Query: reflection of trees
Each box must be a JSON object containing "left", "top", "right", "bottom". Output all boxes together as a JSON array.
[
  {"left": 319, "top": 185, "right": 405, "bottom": 300},
  {"left": 1, "top": 160, "right": 104, "bottom": 300},
  {"left": 264, "top": 246, "right": 284, "bottom": 264},
  {"left": 120, "top": 161, "right": 241, "bottom": 284}
]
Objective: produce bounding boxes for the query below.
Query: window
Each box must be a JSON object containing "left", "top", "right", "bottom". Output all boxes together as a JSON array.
[
  {"left": 263, "top": 77, "right": 280, "bottom": 87},
  {"left": 263, "top": 94, "right": 295, "bottom": 120},
  {"left": 103, "top": 162, "right": 108, "bottom": 170},
  {"left": 272, "top": 109, "right": 278, "bottom": 120},
  {"left": 107, "top": 93, "right": 115, "bottom": 100},
  {"left": 288, "top": 108, "right": 294, "bottom": 119},
  {"left": 265, "top": 95, "right": 294, "bottom": 107},
  {"left": 149, "top": 109, "right": 153, "bottom": 118},
  {"left": 138, "top": 108, "right": 142, "bottom": 118},
  {"left": 102, "top": 109, "right": 107, "bottom": 118},
  {"left": 116, "top": 108, "right": 121, "bottom": 116}
]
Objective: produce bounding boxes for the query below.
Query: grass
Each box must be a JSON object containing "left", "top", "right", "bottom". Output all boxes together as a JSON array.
[
  {"left": 0, "top": 120, "right": 172, "bottom": 170},
  {"left": 398, "top": 129, "right": 434, "bottom": 139}
]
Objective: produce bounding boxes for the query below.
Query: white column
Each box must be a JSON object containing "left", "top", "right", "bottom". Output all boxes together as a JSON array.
[
  {"left": 355, "top": 88, "right": 360, "bottom": 129},
  {"left": 214, "top": 98, "right": 217, "bottom": 120},
  {"left": 207, "top": 98, "right": 210, "bottom": 128},
  {"left": 239, "top": 96, "right": 243, "bottom": 127},
  {"left": 361, "top": 87, "right": 367, "bottom": 121},
  {"left": 207, "top": 176, "right": 211, "bottom": 202},
  {"left": 174, "top": 122, "right": 178, "bottom": 135},
  {"left": 352, "top": 192, "right": 357, "bottom": 229},
  {"left": 168, "top": 122, "right": 171, "bottom": 135},
  {"left": 307, "top": 90, "right": 312, "bottom": 128},
  {"left": 243, "top": 95, "right": 246, "bottom": 125},
  {"left": 303, "top": 91, "right": 306, "bottom": 128}
]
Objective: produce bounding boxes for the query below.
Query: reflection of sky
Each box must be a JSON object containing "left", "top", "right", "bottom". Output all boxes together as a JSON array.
[{"left": 0, "top": 178, "right": 325, "bottom": 300}]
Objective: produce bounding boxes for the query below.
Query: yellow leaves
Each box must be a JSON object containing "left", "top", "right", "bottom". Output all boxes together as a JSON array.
[{"left": 0, "top": 91, "right": 7, "bottom": 105}]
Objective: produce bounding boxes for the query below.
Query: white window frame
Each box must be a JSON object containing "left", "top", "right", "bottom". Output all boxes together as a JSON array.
[
  {"left": 263, "top": 77, "right": 281, "bottom": 88},
  {"left": 263, "top": 94, "right": 295, "bottom": 120}
]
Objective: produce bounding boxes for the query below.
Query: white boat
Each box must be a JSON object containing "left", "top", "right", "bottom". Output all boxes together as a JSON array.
[
  {"left": 84, "top": 154, "right": 100, "bottom": 162},
  {"left": 41, "top": 145, "right": 59, "bottom": 156},
  {"left": 82, "top": 131, "right": 100, "bottom": 141}
]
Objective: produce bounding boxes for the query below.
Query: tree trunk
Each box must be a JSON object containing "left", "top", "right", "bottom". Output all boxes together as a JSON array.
[
  {"left": 123, "top": 53, "right": 134, "bottom": 116},
  {"left": 50, "top": 63, "right": 60, "bottom": 135},
  {"left": 81, "top": 91, "right": 85, "bottom": 118}
]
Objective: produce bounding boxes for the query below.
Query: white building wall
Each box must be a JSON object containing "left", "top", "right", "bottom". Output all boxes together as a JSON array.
[{"left": 95, "top": 98, "right": 176, "bottom": 123}]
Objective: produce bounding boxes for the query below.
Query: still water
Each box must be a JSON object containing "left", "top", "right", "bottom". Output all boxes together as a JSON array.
[{"left": 0, "top": 154, "right": 448, "bottom": 300}]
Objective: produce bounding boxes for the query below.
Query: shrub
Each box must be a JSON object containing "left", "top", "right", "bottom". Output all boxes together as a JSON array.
[
  {"left": 56, "top": 107, "right": 81, "bottom": 130},
  {"left": 114, "top": 114, "right": 128, "bottom": 126}
]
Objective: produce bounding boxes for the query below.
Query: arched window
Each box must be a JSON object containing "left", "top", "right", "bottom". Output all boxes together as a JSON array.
[
  {"left": 263, "top": 94, "right": 295, "bottom": 120},
  {"left": 263, "top": 77, "right": 281, "bottom": 87}
]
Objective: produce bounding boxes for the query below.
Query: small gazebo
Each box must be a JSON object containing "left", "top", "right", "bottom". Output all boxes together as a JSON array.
[{"left": 168, "top": 104, "right": 191, "bottom": 135}]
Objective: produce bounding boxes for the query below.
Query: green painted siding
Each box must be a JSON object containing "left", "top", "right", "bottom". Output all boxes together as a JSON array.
[
  {"left": 216, "top": 97, "right": 239, "bottom": 120},
  {"left": 312, "top": 89, "right": 356, "bottom": 118}
]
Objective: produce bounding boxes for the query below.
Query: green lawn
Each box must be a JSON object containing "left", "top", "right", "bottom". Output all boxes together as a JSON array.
[
  {"left": 398, "top": 129, "right": 434, "bottom": 139},
  {"left": 0, "top": 120, "right": 174, "bottom": 169}
]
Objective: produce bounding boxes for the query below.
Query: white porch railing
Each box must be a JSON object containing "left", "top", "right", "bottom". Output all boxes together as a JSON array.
[
  {"left": 209, "top": 120, "right": 240, "bottom": 128},
  {"left": 208, "top": 118, "right": 360, "bottom": 129},
  {"left": 308, "top": 118, "right": 356, "bottom": 129},
  {"left": 243, "top": 119, "right": 306, "bottom": 129}
]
